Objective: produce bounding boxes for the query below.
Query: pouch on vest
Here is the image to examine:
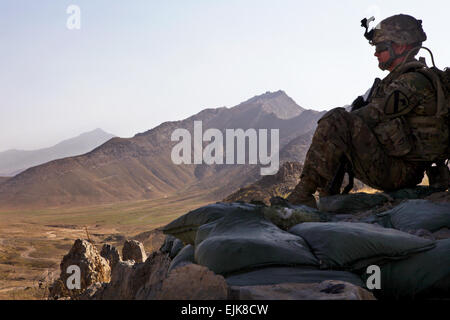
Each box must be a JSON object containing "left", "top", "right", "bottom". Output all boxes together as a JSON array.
[
  {"left": 373, "top": 117, "right": 413, "bottom": 157},
  {"left": 404, "top": 116, "right": 449, "bottom": 161}
]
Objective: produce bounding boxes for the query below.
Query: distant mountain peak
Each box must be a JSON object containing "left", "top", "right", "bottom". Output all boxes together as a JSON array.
[{"left": 235, "top": 90, "right": 304, "bottom": 120}]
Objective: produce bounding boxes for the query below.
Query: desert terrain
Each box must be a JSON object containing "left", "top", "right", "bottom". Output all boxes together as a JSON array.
[{"left": 0, "top": 191, "right": 211, "bottom": 299}]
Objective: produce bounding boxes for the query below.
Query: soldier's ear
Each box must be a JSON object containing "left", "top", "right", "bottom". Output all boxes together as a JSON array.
[{"left": 392, "top": 43, "right": 408, "bottom": 55}]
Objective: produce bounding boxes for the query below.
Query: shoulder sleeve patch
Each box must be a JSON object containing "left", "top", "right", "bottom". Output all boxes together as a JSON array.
[{"left": 384, "top": 90, "right": 410, "bottom": 115}]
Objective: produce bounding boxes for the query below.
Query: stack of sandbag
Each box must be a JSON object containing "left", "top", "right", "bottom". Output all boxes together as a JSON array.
[
  {"left": 162, "top": 201, "right": 450, "bottom": 299},
  {"left": 288, "top": 222, "right": 436, "bottom": 271},
  {"left": 194, "top": 209, "right": 319, "bottom": 274},
  {"left": 361, "top": 239, "right": 450, "bottom": 299},
  {"left": 165, "top": 205, "right": 364, "bottom": 288},
  {"left": 374, "top": 199, "right": 450, "bottom": 232},
  {"left": 162, "top": 202, "right": 259, "bottom": 244}
]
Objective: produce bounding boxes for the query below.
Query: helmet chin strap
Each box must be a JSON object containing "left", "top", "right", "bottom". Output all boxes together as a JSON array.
[{"left": 379, "top": 43, "right": 411, "bottom": 70}]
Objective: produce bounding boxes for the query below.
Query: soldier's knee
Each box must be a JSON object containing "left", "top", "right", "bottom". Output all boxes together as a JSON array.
[{"left": 318, "top": 107, "right": 348, "bottom": 124}]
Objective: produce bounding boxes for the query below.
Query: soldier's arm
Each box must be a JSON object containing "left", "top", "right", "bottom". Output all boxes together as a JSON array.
[{"left": 352, "top": 72, "right": 435, "bottom": 127}]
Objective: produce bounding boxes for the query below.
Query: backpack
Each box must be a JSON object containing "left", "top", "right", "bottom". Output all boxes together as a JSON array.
[{"left": 419, "top": 66, "right": 450, "bottom": 159}]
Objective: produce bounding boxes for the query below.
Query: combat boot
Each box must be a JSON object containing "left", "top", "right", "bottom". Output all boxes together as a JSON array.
[{"left": 287, "top": 179, "right": 318, "bottom": 209}]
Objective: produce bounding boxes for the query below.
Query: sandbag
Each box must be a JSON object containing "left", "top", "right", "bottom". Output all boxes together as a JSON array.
[
  {"left": 387, "top": 186, "right": 441, "bottom": 200},
  {"left": 195, "top": 210, "right": 318, "bottom": 275},
  {"left": 170, "top": 239, "right": 184, "bottom": 259},
  {"left": 318, "top": 193, "right": 389, "bottom": 213},
  {"left": 288, "top": 222, "right": 436, "bottom": 271},
  {"left": 162, "top": 202, "right": 260, "bottom": 244},
  {"left": 226, "top": 266, "right": 364, "bottom": 288},
  {"left": 362, "top": 239, "right": 450, "bottom": 299},
  {"left": 168, "top": 244, "right": 195, "bottom": 273},
  {"left": 195, "top": 219, "right": 222, "bottom": 247},
  {"left": 375, "top": 199, "right": 450, "bottom": 232},
  {"left": 160, "top": 235, "right": 177, "bottom": 253}
]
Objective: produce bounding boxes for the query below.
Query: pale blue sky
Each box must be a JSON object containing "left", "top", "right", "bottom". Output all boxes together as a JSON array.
[{"left": 1, "top": 0, "right": 449, "bottom": 151}]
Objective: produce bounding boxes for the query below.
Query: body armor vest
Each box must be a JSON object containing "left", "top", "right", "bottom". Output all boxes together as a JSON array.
[{"left": 369, "top": 61, "right": 449, "bottom": 162}]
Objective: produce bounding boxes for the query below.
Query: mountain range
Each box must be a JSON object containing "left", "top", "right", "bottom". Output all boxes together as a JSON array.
[
  {"left": 0, "top": 128, "right": 115, "bottom": 176},
  {"left": 0, "top": 91, "right": 325, "bottom": 208}
]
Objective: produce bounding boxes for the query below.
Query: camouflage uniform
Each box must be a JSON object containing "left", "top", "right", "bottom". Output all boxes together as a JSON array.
[{"left": 288, "top": 14, "right": 449, "bottom": 207}]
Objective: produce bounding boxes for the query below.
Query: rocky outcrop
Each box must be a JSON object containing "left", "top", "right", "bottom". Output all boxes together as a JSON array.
[
  {"left": 224, "top": 162, "right": 303, "bottom": 205},
  {"left": 100, "top": 244, "right": 121, "bottom": 271},
  {"left": 230, "top": 280, "right": 376, "bottom": 300},
  {"left": 90, "top": 251, "right": 171, "bottom": 300},
  {"left": 50, "top": 239, "right": 111, "bottom": 299},
  {"left": 122, "top": 240, "right": 147, "bottom": 263}
]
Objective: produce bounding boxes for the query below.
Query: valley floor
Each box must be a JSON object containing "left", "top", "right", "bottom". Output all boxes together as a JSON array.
[{"left": 0, "top": 191, "right": 212, "bottom": 299}]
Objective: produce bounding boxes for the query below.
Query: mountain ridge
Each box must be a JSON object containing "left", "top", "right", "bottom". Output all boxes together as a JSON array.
[
  {"left": 0, "top": 128, "right": 116, "bottom": 176},
  {"left": 0, "top": 91, "right": 325, "bottom": 208}
]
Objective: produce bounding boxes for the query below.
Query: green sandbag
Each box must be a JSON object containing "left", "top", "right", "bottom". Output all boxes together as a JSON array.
[
  {"left": 168, "top": 244, "right": 195, "bottom": 273},
  {"left": 288, "top": 222, "right": 436, "bottom": 271},
  {"left": 162, "top": 202, "right": 260, "bottom": 244},
  {"left": 262, "top": 205, "right": 329, "bottom": 230},
  {"left": 376, "top": 199, "right": 450, "bottom": 232},
  {"left": 226, "top": 266, "right": 364, "bottom": 288},
  {"left": 318, "top": 193, "right": 389, "bottom": 213},
  {"left": 362, "top": 239, "right": 450, "bottom": 299},
  {"left": 195, "top": 210, "right": 318, "bottom": 275}
]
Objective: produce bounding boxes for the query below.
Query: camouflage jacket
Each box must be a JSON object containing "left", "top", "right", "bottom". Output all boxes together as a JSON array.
[{"left": 352, "top": 59, "right": 449, "bottom": 162}]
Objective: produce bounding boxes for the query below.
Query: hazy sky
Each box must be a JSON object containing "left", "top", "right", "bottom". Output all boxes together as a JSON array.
[{"left": 1, "top": 0, "right": 449, "bottom": 151}]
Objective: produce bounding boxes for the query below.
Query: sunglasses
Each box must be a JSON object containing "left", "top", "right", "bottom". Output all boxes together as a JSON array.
[{"left": 375, "top": 42, "right": 391, "bottom": 53}]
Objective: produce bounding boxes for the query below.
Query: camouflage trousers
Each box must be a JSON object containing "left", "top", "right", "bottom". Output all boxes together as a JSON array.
[{"left": 296, "top": 108, "right": 427, "bottom": 195}]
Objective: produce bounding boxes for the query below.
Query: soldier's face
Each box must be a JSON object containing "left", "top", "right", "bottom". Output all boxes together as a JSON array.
[
  {"left": 374, "top": 49, "right": 391, "bottom": 70},
  {"left": 374, "top": 42, "right": 410, "bottom": 71}
]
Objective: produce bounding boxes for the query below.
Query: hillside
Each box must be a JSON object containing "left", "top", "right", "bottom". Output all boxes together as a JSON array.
[
  {"left": 224, "top": 161, "right": 304, "bottom": 204},
  {"left": 0, "top": 129, "right": 115, "bottom": 176},
  {"left": 0, "top": 91, "right": 325, "bottom": 208}
]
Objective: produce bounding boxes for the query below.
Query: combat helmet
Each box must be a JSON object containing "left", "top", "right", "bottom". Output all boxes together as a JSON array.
[
  {"left": 362, "top": 14, "right": 427, "bottom": 45},
  {"left": 361, "top": 14, "right": 427, "bottom": 70}
]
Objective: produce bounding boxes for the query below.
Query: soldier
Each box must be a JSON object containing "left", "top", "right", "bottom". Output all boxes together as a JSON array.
[{"left": 287, "top": 14, "right": 449, "bottom": 208}]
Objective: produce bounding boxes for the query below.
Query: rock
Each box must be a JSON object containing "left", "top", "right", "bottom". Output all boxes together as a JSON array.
[
  {"left": 135, "top": 252, "right": 172, "bottom": 300},
  {"left": 95, "top": 251, "right": 171, "bottom": 300},
  {"left": 78, "top": 282, "right": 106, "bottom": 300},
  {"left": 122, "top": 240, "right": 147, "bottom": 263},
  {"left": 230, "top": 280, "right": 376, "bottom": 300},
  {"left": 155, "top": 264, "right": 228, "bottom": 300},
  {"left": 100, "top": 244, "right": 121, "bottom": 270},
  {"left": 50, "top": 239, "right": 111, "bottom": 298}
]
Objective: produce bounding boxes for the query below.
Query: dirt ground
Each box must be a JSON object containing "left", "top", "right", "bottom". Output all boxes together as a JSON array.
[{"left": 0, "top": 191, "right": 211, "bottom": 299}]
